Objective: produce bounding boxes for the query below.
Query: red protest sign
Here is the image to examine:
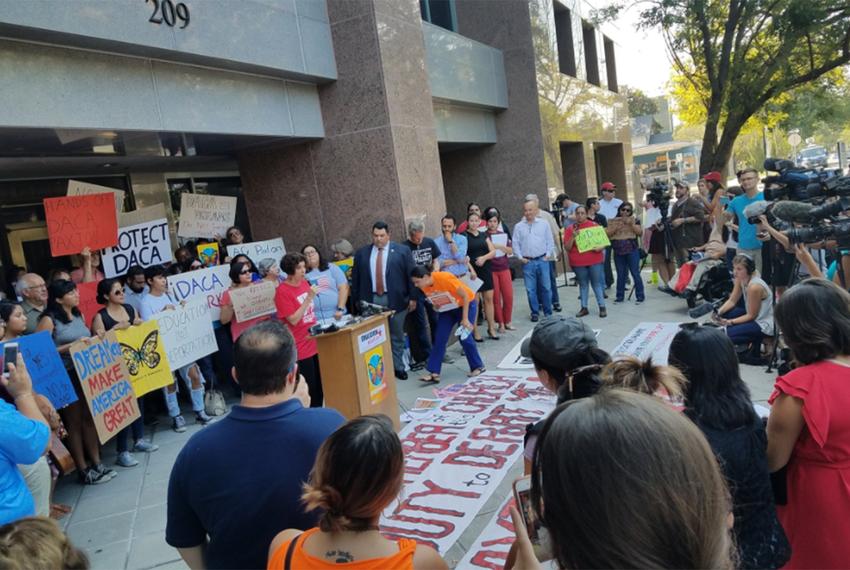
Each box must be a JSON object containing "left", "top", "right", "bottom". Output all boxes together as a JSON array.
[
  {"left": 44, "top": 193, "right": 118, "bottom": 256},
  {"left": 77, "top": 280, "right": 101, "bottom": 329}
]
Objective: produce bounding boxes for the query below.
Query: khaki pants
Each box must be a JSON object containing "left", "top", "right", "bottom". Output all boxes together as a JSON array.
[{"left": 19, "top": 456, "right": 51, "bottom": 517}]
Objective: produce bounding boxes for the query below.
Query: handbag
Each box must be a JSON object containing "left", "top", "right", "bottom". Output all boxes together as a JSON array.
[
  {"left": 48, "top": 434, "right": 75, "bottom": 475},
  {"left": 204, "top": 374, "right": 228, "bottom": 416}
]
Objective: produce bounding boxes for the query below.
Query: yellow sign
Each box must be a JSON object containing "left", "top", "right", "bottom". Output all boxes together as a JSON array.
[
  {"left": 114, "top": 321, "right": 173, "bottom": 397},
  {"left": 364, "top": 345, "right": 388, "bottom": 405},
  {"left": 575, "top": 226, "right": 611, "bottom": 253}
]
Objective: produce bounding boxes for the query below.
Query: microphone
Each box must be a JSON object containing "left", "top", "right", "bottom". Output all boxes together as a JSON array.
[
  {"left": 688, "top": 299, "right": 723, "bottom": 319},
  {"left": 771, "top": 201, "right": 816, "bottom": 223},
  {"left": 742, "top": 201, "right": 771, "bottom": 220},
  {"left": 359, "top": 300, "right": 390, "bottom": 316}
]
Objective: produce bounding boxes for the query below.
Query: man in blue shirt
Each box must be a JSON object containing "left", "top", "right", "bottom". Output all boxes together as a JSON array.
[
  {"left": 728, "top": 168, "right": 765, "bottom": 274},
  {"left": 513, "top": 197, "right": 556, "bottom": 321},
  {"left": 0, "top": 354, "right": 50, "bottom": 525},
  {"left": 434, "top": 215, "right": 469, "bottom": 277},
  {"left": 166, "top": 320, "right": 345, "bottom": 570}
]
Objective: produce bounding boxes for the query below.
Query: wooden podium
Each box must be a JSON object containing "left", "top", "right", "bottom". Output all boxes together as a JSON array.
[{"left": 313, "top": 313, "right": 400, "bottom": 428}]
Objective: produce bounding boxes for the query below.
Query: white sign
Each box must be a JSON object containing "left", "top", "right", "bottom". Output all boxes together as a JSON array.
[
  {"left": 358, "top": 324, "right": 387, "bottom": 354},
  {"left": 226, "top": 237, "right": 286, "bottom": 265},
  {"left": 101, "top": 218, "right": 172, "bottom": 278},
  {"left": 177, "top": 193, "right": 237, "bottom": 238},
  {"left": 167, "top": 265, "right": 231, "bottom": 322},
  {"left": 611, "top": 322, "right": 682, "bottom": 365},
  {"left": 491, "top": 233, "right": 508, "bottom": 258},
  {"left": 230, "top": 281, "right": 277, "bottom": 322},
  {"left": 461, "top": 274, "right": 484, "bottom": 293},
  {"left": 153, "top": 298, "right": 217, "bottom": 369},
  {"left": 67, "top": 180, "right": 124, "bottom": 216},
  {"left": 788, "top": 132, "right": 802, "bottom": 147}
]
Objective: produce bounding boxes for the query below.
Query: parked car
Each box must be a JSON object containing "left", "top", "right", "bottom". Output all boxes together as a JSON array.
[{"left": 796, "top": 145, "right": 828, "bottom": 168}]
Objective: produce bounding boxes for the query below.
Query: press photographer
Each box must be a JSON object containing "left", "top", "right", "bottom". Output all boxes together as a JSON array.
[
  {"left": 668, "top": 181, "right": 707, "bottom": 265},
  {"left": 645, "top": 181, "right": 676, "bottom": 287}
]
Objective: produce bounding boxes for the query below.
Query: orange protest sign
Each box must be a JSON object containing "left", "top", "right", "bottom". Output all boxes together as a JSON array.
[{"left": 44, "top": 193, "right": 118, "bottom": 256}]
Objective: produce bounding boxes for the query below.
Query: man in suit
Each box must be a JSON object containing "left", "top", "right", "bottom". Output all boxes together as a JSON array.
[{"left": 352, "top": 221, "right": 414, "bottom": 380}]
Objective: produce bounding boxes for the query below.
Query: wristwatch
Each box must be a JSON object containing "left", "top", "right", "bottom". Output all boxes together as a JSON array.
[{"left": 336, "top": 307, "right": 345, "bottom": 312}]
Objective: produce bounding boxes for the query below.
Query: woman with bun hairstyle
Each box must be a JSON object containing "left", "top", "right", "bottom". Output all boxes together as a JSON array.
[
  {"left": 268, "top": 415, "right": 447, "bottom": 569},
  {"left": 601, "top": 356, "right": 686, "bottom": 410}
]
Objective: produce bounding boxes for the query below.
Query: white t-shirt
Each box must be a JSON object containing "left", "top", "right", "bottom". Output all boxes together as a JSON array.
[
  {"left": 599, "top": 197, "right": 623, "bottom": 220},
  {"left": 138, "top": 292, "right": 174, "bottom": 321}
]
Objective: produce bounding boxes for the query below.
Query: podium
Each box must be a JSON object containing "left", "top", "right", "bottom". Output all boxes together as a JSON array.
[{"left": 313, "top": 313, "right": 400, "bottom": 428}]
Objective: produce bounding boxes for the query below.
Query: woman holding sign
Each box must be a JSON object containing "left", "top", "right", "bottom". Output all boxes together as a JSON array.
[
  {"left": 411, "top": 266, "right": 485, "bottom": 384},
  {"left": 605, "top": 201, "right": 645, "bottom": 305},
  {"left": 563, "top": 206, "right": 607, "bottom": 318},
  {"left": 220, "top": 260, "right": 273, "bottom": 342},
  {"left": 36, "top": 280, "right": 116, "bottom": 485}
]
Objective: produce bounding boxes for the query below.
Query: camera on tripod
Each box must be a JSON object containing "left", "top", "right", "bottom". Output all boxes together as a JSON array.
[{"left": 646, "top": 180, "right": 671, "bottom": 216}]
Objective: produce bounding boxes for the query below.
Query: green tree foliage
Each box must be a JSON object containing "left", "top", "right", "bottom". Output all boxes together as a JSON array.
[{"left": 625, "top": 86, "right": 659, "bottom": 118}]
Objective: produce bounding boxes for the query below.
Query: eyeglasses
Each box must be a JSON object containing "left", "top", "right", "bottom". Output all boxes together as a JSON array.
[
  {"left": 620, "top": 209, "right": 632, "bottom": 213},
  {"left": 239, "top": 270, "right": 251, "bottom": 275}
]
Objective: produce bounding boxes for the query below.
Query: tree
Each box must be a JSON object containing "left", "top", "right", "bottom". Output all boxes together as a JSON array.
[
  {"left": 603, "top": 0, "right": 850, "bottom": 174},
  {"left": 625, "top": 86, "right": 659, "bottom": 118}
]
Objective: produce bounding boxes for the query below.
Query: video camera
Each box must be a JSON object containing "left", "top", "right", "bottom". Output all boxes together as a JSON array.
[
  {"left": 646, "top": 180, "right": 671, "bottom": 218},
  {"left": 762, "top": 158, "right": 845, "bottom": 201}
]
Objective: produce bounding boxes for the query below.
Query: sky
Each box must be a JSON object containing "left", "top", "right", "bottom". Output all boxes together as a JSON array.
[{"left": 603, "top": 3, "right": 672, "bottom": 97}]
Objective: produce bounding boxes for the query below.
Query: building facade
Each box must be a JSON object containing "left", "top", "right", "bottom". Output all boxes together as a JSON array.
[{"left": 0, "top": 0, "right": 630, "bottom": 279}]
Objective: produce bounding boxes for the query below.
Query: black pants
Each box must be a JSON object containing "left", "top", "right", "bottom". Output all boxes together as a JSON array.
[
  {"left": 299, "top": 354, "right": 323, "bottom": 408},
  {"left": 604, "top": 246, "right": 614, "bottom": 288}
]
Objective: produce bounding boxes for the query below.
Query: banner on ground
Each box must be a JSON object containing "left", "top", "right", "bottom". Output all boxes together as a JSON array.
[
  {"left": 177, "top": 193, "right": 237, "bottom": 238},
  {"left": 458, "top": 496, "right": 519, "bottom": 569},
  {"left": 611, "top": 322, "right": 682, "bottom": 365},
  {"left": 44, "top": 193, "right": 118, "bottom": 256},
  {"left": 230, "top": 281, "right": 276, "bottom": 322},
  {"left": 575, "top": 225, "right": 610, "bottom": 253},
  {"left": 70, "top": 332, "right": 140, "bottom": 444},
  {"left": 0, "top": 332, "right": 77, "bottom": 409},
  {"left": 226, "top": 237, "right": 286, "bottom": 265},
  {"left": 153, "top": 297, "right": 217, "bottom": 370},
  {"left": 167, "top": 265, "right": 231, "bottom": 322},
  {"left": 114, "top": 321, "right": 173, "bottom": 397},
  {"left": 379, "top": 373, "right": 554, "bottom": 554},
  {"left": 67, "top": 180, "right": 124, "bottom": 216},
  {"left": 101, "top": 218, "right": 172, "bottom": 278},
  {"left": 76, "top": 280, "right": 101, "bottom": 329}
]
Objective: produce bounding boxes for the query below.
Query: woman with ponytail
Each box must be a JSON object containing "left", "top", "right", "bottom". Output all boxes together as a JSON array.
[
  {"left": 268, "top": 415, "right": 447, "bottom": 570},
  {"left": 601, "top": 356, "right": 686, "bottom": 411}
]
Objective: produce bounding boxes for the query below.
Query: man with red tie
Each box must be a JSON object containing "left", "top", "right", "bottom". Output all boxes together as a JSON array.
[{"left": 351, "top": 221, "right": 414, "bottom": 380}]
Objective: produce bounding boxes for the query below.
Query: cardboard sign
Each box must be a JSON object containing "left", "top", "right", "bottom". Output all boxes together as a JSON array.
[
  {"left": 0, "top": 332, "right": 77, "bottom": 409},
  {"left": 67, "top": 180, "right": 124, "bottom": 216},
  {"left": 196, "top": 242, "right": 220, "bottom": 266},
  {"left": 101, "top": 218, "right": 172, "bottom": 278},
  {"left": 226, "top": 237, "right": 286, "bottom": 265},
  {"left": 114, "top": 321, "right": 173, "bottom": 397},
  {"left": 119, "top": 203, "right": 167, "bottom": 228},
  {"left": 364, "top": 345, "right": 388, "bottom": 405},
  {"left": 44, "top": 193, "right": 118, "bottom": 256},
  {"left": 77, "top": 280, "right": 101, "bottom": 329},
  {"left": 575, "top": 225, "right": 611, "bottom": 253},
  {"left": 153, "top": 298, "right": 217, "bottom": 370},
  {"left": 167, "top": 265, "right": 231, "bottom": 322},
  {"left": 229, "top": 281, "right": 277, "bottom": 322},
  {"left": 177, "top": 193, "right": 237, "bottom": 238},
  {"left": 70, "top": 332, "right": 140, "bottom": 444}
]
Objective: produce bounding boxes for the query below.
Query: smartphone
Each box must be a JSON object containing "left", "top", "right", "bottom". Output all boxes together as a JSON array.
[
  {"left": 513, "top": 476, "right": 552, "bottom": 560},
  {"left": 3, "top": 343, "right": 18, "bottom": 377}
]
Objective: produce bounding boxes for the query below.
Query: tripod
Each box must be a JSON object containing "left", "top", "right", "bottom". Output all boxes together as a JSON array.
[{"left": 765, "top": 254, "right": 799, "bottom": 373}]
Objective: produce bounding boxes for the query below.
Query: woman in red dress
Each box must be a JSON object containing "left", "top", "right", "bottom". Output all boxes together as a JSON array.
[{"left": 767, "top": 278, "right": 850, "bottom": 568}]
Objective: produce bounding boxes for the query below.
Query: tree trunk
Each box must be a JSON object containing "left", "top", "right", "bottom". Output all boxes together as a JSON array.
[
  {"left": 699, "top": 110, "right": 750, "bottom": 176},
  {"left": 698, "top": 108, "right": 721, "bottom": 175}
]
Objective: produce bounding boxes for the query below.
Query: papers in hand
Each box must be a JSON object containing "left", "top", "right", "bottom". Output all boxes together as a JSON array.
[
  {"left": 461, "top": 274, "right": 484, "bottom": 293},
  {"left": 491, "top": 233, "right": 508, "bottom": 258},
  {"left": 427, "top": 291, "right": 459, "bottom": 312}
]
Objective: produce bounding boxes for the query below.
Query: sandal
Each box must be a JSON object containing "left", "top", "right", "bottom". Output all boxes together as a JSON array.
[
  {"left": 467, "top": 367, "right": 486, "bottom": 377},
  {"left": 419, "top": 373, "right": 440, "bottom": 384},
  {"left": 505, "top": 324, "right": 516, "bottom": 331}
]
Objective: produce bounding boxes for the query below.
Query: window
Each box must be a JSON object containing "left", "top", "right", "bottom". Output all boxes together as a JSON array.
[
  {"left": 603, "top": 37, "right": 618, "bottom": 92},
  {"left": 420, "top": 0, "right": 456, "bottom": 32},
  {"left": 582, "top": 22, "right": 600, "bottom": 86},
  {"left": 554, "top": 2, "right": 576, "bottom": 76}
]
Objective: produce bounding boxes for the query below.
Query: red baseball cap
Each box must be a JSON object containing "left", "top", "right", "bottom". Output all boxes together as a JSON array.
[
  {"left": 702, "top": 171, "right": 722, "bottom": 183},
  {"left": 600, "top": 182, "right": 616, "bottom": 191}
]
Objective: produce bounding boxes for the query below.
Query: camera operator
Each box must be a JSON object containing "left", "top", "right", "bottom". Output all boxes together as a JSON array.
[
  {"left": 554, "top": 193, "right": 579, "bottom": 226},
  {"left": 644, "top": 185, "right": 676, "bottom": 287},
  {"left": 669, "top": 181, "right": 707, "bottom": 265},
  {"left": 755, "top": 214, "right": 829, "bottom": 295},
  {"left": 728, "top": 168, "right": 766, "bottom": 273}
]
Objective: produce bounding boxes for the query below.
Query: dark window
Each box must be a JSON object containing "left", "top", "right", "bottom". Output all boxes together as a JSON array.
[
  {"left": 420, "top": 0, "right": 456, "bottom": 32},
  {"left": 554, "top": 2, "right": 576, "bottom": 76},
  {"left": 582, "top": 22, "right": 600, "bottom": 86},
  {"left": 604, "top": 37, "right": 618, "bottom": 92}
]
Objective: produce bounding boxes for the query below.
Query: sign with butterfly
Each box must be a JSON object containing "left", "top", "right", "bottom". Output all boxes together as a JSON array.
[{"left": 114, "top": 321, "right": 173, "bottom": 397}]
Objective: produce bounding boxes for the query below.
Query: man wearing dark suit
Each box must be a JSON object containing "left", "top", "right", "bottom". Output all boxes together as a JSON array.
[{"left": 352, "top": 221, "right": 415, "bottom": 380}]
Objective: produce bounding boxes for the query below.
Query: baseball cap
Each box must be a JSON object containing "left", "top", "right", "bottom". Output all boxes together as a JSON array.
[
  {"left": 702, "top": 171, "right": 722, "bottom": 183},
  {"left": 521, "top": 316, "right": 597, "bottom": 369},
  {"left": 600, "top": 182, "right": 616, "bottom": 192}
]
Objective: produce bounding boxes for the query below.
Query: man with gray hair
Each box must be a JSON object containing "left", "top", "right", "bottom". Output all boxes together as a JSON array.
[
  {"left": 514, "top": 197, "right": 556, "bottom": 321},
  {"left": 524, "top": 194, "right": 564, "bottom": 313},
  {"left": 404, "top": 219, "right": 440, "bottom": 367},
  {"left": 15, "top": 273, "right": 48, "bottom": 334}
]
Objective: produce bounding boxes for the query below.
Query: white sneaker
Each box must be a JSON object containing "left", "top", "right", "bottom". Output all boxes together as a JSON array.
[{"left": 116, "top": 451, "right": 139, "bottom": 468}]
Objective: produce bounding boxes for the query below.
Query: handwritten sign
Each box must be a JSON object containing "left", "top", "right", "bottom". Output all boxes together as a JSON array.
[
  {"left": 153, "top": 298, "right": 217, "bottom": 370},
  {"left": 575, "top": 225, "right": 611, "bottom": 253},
  {"left": 67, "top": 180, "right": 124, "bottom": 216},
  {"left": 177, "top": 193, "right": 237, "bottom": 238},
  {"left": 226, "top": 237, "right": 286, "bottom": 265},
  {"left": 230, "top": 281, "right": 277, "bottom": 322},
  {"left": 77, "top": 280, "right": 101, "bottom": 329},
  {"left": 101, "top": 218, "right": 172, "bottom": 278},
  {"left": 167, "top": 265, "right": 231, "bottom": 322},
  {"left": 114, "top": 321, "right": 173, "bottom": 397},
  {"left": 0, "top": 332, "right": 77, "bottom": 409},
  {"left": 44, "top": 193, "right": 118, "bottom": 256},
  {"left": 196, "top": 242, "right": 220, "bottom": 266},
  {"left": 71, "top": 332, "right": 140, "bottom": 444}
]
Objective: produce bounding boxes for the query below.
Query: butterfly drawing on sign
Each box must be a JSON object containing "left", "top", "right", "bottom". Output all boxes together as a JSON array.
[{"left": 120, "top": 331, "right": 161, "bottom": 376}]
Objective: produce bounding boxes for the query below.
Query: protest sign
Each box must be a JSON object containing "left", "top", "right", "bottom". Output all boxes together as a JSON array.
[
  {"left": 71, "top": 332, "right": 140, "bottom": 444},
  {"left": 119, "top": 203, "right": 167, "bottom": 228},
  {"left": 196, "top": 242, "right": 220, "bottom": 266},
  {"left": 230, "top": 281, "right": 276, "bottom": 322},
  {"left": 379, "top": 373, "right": 555, "bottom": 554},
  {"left": 611, "top": 322, "right": 682, "bottom": 365},
  {"left": 101, "top": 218, "right": 172, "bottom": 278},
  {"left": 153, "top": 298, "right": 217, "bottom": 370},
  {"left": 226, "top": 237, "right": 286, "bottom": 265},
  {"left": 114, "top": 321, "right": 173, "bottom": 397},
  {"left": 76, "top": 280, "right": 101, "bottom": 329},
  {"left": 0, "top": 332, "right": 77, "bottom": 409},
  {"left": 364, "top": 345, "right": 388, "bottom": 405},
  {"left": 44, "top": 193, "right": 118, "bottom": 256},
  {"left": 177, "top": 193, "right": 237, "bottom": 238},
  {"left": 575, "top": 225, "right": 611, "bottom": 253},
  {"left": 458, "top": 496, "right": 517, "bottom": 569},
  {"left": 67, "top": 180, "right": 124, "bottom": 216},
  {"left": 167, "top": 265, "right": 231, "bottom": 322}
]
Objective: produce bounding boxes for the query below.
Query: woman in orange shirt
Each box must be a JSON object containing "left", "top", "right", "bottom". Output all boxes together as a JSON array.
[
  {"left": 268, "top": 415, "right": 447, "bottom": 570},
  {"left": 411, "top": 266, "right": 486, "bottom": 384}
]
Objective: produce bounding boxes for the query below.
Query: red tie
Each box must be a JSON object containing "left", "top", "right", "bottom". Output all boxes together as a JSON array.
[{"left": 376, "top": 247, "right": 385, "bottom": 296}]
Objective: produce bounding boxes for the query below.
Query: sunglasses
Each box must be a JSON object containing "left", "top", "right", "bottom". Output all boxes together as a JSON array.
[
  {"left": 620, "top": 209, "right": 633, "bottom": 213},
  {"left": 239, "top": 270, "right": 251, "bottom": 275}
]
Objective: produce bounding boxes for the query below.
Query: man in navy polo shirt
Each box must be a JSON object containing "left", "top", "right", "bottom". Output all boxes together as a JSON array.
[{"left": 166, "top": 320, "right": 344, "bottom": 570}]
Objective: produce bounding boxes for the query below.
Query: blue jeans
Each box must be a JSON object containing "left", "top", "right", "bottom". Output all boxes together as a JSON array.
[
  {"left": 574, "top": 264, "right": 606, "bottom": 309},
  {"left": 614, "top": 250, "right": 645, "bottom": 301},
  {"left": 116, "top": 415, "right": 145, "bottom": 453},
  {"left": 426, "top": 301, "right": 484, "bottom": 374},
  {"left": 522, "top": 259, "right": 552, "bottom": 316},
  {"left": 721, "top": 306, "right": 764, "bottom": 345},
  {"left": 549, "top": 260, "right": 561, "bottom": 306}
]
